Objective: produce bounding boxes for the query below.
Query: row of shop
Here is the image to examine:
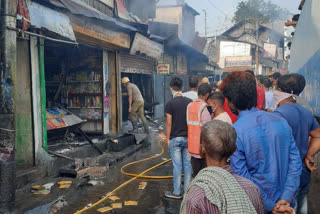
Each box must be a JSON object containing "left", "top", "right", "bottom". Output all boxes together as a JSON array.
[{"left": 14, "top": 0, "right": 211, "bottom": 166}]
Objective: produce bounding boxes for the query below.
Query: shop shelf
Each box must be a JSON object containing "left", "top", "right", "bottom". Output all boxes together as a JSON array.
[
  {"left": 69, "top": 93, "right": 102, "bottom": 96},
  {"left": 67, "top": 107, "right": 102, "bottom": 109},
  {"left": 86, "top": 119, "right": 101, "bottom": 122},
  {"left": 67, "top": 81, "right": 102, "bottom": 83}
]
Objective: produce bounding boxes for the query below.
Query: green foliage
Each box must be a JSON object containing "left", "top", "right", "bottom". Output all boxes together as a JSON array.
[{"left": 232, "top": 0, "right": 290, "bottom": 24}]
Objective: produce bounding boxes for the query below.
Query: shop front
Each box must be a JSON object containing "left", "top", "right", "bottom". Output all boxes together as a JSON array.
[
  {"left": 120, "top": 33, "right": 163, "bottom": 122},
  {"left": 43, "top": 21, "right": 131, "bottom": 137}
]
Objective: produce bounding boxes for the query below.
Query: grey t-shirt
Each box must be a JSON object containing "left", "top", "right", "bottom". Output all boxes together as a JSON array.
[{"left": 127, "top": 83, "right": 143, "bottom": 102}]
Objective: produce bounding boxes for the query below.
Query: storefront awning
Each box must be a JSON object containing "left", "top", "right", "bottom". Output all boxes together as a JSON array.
[
  {"left": 49, "top": 0, "right": 137, "bottom": 32},
  {"left": 25, "top": 0, "right": 76, "bottom": 41},
  {"left": 130, "top": 33, "right": 164, "bottom": 60}
]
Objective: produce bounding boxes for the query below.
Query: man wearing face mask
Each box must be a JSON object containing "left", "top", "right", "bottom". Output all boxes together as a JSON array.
[
  {"left": 220, "top": 71, "right": 302, "bottom": 213},
  {"left": 207, "top": 92, "right": 232, "bottom": 124},
  {"left": 165, "top": 76, "right": 192, "bottom": 199},
  {"left": 186, "top": 83, "right": 212, "bottom": 177},
  {"left": 273, "top": 74, "right": 320, "bottom": 214}
]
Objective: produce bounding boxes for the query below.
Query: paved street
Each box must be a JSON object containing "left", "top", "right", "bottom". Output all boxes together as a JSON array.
[{"left": 16, "top": 133, "right": 182, "bottom": 214}]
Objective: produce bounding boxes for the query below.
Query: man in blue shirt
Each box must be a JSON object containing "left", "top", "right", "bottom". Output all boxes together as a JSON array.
[
  {"left": 219, "top": 71, "right": 302, "bottom": 213},
  {"left": 273, "top": 74, "right": 320, "bottom": 214}
]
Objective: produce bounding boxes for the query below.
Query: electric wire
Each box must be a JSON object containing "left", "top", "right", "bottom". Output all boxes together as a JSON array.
[{"left": 74, "top": 138, "right": 173, "bottom": 213}]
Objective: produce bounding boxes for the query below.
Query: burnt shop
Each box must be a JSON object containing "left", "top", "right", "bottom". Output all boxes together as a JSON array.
[
  {"left": 44, "top": 24, "right": 131, "bottom": 138},
  {"left": 119, "top": 33, "right": 164, "bottom": 123}
]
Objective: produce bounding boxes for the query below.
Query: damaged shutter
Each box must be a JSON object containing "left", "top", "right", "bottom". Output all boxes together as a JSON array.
[{"left": 119, "top": 51, "right": 155, "bottom": 74}]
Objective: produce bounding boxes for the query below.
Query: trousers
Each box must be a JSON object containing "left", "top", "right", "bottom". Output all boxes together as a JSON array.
[{"left": 129, "top": 100, "right": 147, "bottom": 124}]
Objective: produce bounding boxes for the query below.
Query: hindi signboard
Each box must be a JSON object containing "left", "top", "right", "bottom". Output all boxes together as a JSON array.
[{"left": 157, "top": 64, "right": 170, "bottom": 75}]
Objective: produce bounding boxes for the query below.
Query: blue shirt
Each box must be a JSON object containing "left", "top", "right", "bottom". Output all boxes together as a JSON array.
[
  {"left": 265, "top": 91, "right": 274, "bottom": 110},
  {"left": 273, "top": 104, "right": 319, "bottom": 187},
  {"left": 230, "top": 108, "right": 302, "bottom": 212}
]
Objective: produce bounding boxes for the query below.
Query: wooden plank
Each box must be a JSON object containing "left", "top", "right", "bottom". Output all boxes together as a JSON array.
[
  {"left": 30, "top": 36, "right": 43, "bottom": 165},
  {"left": 109, "top": 52, "right": 117, "bottom": 134},
  {"left": 116, "top": 51, "right": 121, "bottom": 131}
]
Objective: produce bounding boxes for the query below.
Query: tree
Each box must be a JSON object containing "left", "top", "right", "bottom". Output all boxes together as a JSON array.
[{"left": 232, "top": 0, "right": 290, "bottom": 24}]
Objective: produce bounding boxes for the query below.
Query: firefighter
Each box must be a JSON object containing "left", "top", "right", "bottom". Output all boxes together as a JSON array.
[{"left": 121, "top": 77, "right": 149, "bottom": 133}]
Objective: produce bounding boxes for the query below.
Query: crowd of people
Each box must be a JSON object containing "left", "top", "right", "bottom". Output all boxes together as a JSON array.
[{"left": 164, "top": 71, "right": 320, "bottom": 214}]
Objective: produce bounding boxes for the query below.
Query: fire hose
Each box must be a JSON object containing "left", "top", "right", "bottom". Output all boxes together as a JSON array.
[{"left": 74, "top": 134, "right": 173, "bottom": 213}]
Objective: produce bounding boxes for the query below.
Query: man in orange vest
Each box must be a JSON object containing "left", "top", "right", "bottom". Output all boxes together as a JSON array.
[{"left": 187, "top": 83, "right": 212, "bottom": 177}]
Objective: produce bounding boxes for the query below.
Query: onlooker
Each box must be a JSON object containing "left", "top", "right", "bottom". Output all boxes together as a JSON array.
[
  {"left": 121, "top": 77, "right": 149, "bottom": 133},
  {"left": 220, "top": 71, "right": 302, "bottom": 213},
  {"left": 245, "top": 70, "right": 265, "bottom": 110},
  {"left": 183, "top": 76, "right": 199, "bottom": 101},
  {"left": 217, "top": 80, "right": 238, "bottom": 123},
  {"left": 207, "top": 92, "right": 232, "bottom": 124},
  {"left": 165, "top": 76, "right": 192, "bottom": 199},
  {"left": 181, "top": 120, "right": 264, "bottom": 214},
  {"left": 256, "top": 75, "right": 264, "bottom": 88},
  {"left": 187, "top": 83, "right": 212, "bottom": 177},
  {"left": 273, "top": 74, "right": 320, "bottom": 214},
  {"left": 201, "top": 77, "right": 210, "bottom": 85},
  {"left": 291, "top": 73, "right": 313, "bottom": 114},
  {"left": 261, "top": 77, "right": 274, "bottom": 112},
  {"left": 269, "top": 72, "right": 281, "bottom": 89}
]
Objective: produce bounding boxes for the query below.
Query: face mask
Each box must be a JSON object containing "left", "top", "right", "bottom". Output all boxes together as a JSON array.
[
  {"left": 272, "top": 90, "right": 293, "bottom": 110},
  {"left": 172, "top": 90, "right": 182, "bottom": 97},
  {"left": 212, "top": 106, "right": 218, "bottom": 115}
]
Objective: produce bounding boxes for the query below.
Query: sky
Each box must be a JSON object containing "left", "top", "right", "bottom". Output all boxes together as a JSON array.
[{"left": 186, "top": 0, "right": 301, "bottom": 37}]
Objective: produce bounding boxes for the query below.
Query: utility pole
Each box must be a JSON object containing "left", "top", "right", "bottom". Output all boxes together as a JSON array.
[
  {"left": 255, "top": 20, "right": 259, "bottom": 75},
  {"left": 0, "top": 0, "right": 17, "bottom": 212},
  {"left": 202, "top": 9, "right": 207, "bottom": 37}
]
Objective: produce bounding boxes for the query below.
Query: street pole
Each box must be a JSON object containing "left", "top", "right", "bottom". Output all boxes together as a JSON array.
[
  {"left": 203, "top": 9, "right": 207, "bottom": 37},
  {"left": 255, "top": 18, "right": 259, "bottom": 75},
  {"left": 0, "top": 0, "right": 17, "bottom": 212}
]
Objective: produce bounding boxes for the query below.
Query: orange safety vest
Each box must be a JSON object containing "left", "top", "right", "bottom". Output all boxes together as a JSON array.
[{"left": 187, "top": 100, "right": 207, "bottom": 155}]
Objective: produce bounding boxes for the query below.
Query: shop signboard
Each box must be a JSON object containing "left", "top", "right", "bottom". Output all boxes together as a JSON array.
[
  {"left": 130, "top": 33, "right": 164, "bottom": 60},
  {"left": 219, "top": 41, "right": 251, "bottom": 68},
  {"left": 177, "top": 54, "right": 187, "bottom": 74},
  {"left": 98, "top": 0, "right": 114, "bottom": 8},
  {"left": 263, "top": 43, "right": 277, "bottom": 58},
  {"left": 157, "top": 64, "right": 170, "bottom": 75},
  {"left": 72, "top": 24, "right": 130, "bottom": 49},
  {"left": 225, "top": 56, "right": 252, "bottom": 67}
]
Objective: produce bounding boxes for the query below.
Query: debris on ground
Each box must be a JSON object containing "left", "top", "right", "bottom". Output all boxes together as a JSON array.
[
  {"left": 138, "top": 182, "right": 147, "bottom": 190},
  {"left": 31, "top": 182, "right": 55, "bottom": 195},
  {"left": 25, "top": 196, "right": 67, "bottom": 214},
  {"left": 108, "top": 195, "right": 120, "bottom": 201},
  {"left": 97, "top": 206, "right": 113, "bottom": 213},
  {"left": 77, "top": 166, "right": 107, "bottom": 178},
  {"left": 32, "top": 189, "right": 50, "bottom": 195},
  {"left": 31, "top": 185, "right": 44, "bottom": 191},
  {"left": 57, "top": 181, "right": 72, "bottom": 189},
  {"left": 84, "top": 203, "right": 92, "bottom": 208},
  {"left": 134, "top": 133, "right": 148, "bottom": 145},
  {"left": 124, "top": 201, "right": 138, "bottom": 206},
  {"left": 111, "top": 203, "right": 122, "bottom": 209},
  {"left": 88, "top": 180, "right": 105, "bottom": 186},
  {"left": 49, "top": 198, "right": 68, "bottom": 213},
  {"left": 43, "top": 183, "right": 55, "bottom": 191}
]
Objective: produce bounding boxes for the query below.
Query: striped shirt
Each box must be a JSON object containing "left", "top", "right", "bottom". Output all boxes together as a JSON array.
[{"left": 185, "top": 165, "right": 265, "bottom": 214}]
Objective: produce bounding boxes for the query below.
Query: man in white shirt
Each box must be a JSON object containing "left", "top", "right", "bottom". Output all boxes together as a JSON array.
[
  {"left": 183, "top": 76, "right": 199, "bottom": 101},
  {"left": 207, "top": 92, "right": 232, "bottom": 124}
]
